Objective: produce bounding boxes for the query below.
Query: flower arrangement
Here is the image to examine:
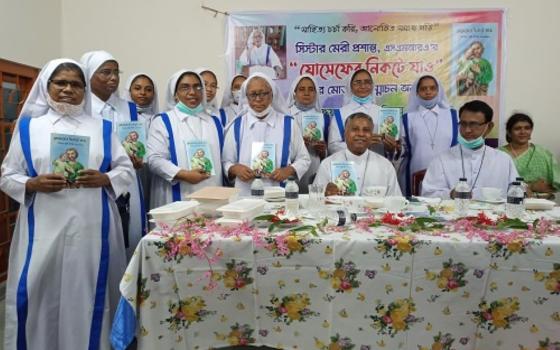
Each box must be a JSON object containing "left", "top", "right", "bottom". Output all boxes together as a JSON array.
[
  {"left": 425, "top": 259, "right": 468, "bottom": 292},
  {"left": 375, "top": 234, "right": 424, "bottom": 260},
  {"left": 264, "top": 232, "right": 317, "bottom": 258},
  {"left": 222, "top": 259, "right": 253, "bottom": 291},
  {"left": 214, "top": 323, "right": 256, "bottom": 346}
]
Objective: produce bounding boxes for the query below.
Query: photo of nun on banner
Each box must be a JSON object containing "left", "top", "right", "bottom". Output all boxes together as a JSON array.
[{"left": 235, "top": 26, "right": 287, "bottom": 80}]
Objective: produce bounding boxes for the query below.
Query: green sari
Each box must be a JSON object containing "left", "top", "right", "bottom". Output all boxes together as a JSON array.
[{"left": 500, "top": 144, "right": 560, "bottom": 190}]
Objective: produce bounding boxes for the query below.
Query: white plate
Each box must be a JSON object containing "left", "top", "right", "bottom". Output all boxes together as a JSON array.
[
  {"left": 476, "top": 198, "right": 506, "bottom": 204},
  {"left": 525, "top": 198, "right": 556, "bottom": 211}
]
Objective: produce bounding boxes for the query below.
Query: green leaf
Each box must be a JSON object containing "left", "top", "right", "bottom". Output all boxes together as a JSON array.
[{"left": 253, "top": 214, "right": 277, "bottom": 221}]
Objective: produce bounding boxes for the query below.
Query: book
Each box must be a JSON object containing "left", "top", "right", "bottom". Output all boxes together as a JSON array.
[
  {"left": 185, "top": 141, "right": 215, "bottom": 175},
  {"left": 251, "top": 142, "right": 276, "bottom": 176},
  {"left": 117, "top": 121, "right": 147, "bottom": 159},
  {"left": 378, "top": 107, "right": 402, "bottom": 139},
  {"left": 301, "top": 114, "right": 324, "bottom": 142},
  {"left": 50, "top": 133, "right": 90, "bottom": 183},
  {"left": 330, "top": 161, "right": 358, "bottom": 196}
]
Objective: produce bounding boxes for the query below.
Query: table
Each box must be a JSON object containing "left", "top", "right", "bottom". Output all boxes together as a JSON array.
[{"left": 111, "top": 213, "right": 560, "bottom": 350}]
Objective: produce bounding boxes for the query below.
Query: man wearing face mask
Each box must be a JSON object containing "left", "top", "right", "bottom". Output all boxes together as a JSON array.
[
  {"left": 421, "top": 100, "right": 518, "bottom": 200},
  {"left": 398, "top": 75, "right": 459, "bottom": 197},
  {"left": 222, "top": 73, "right": 310, "bottom": 196}
]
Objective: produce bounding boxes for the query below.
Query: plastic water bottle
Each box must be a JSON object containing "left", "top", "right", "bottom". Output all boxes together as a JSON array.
[
  {"left": 516, "top": 177, "right": 528, "bottom": 198},
  {"left": 285, "top": 175, "right": 299, "bottom": 216},
  {"left": 250, "top": 174, "right": 264, "bottom": 198},
  {"left": 506, "top": 181, "right": 525, "bottom": 218},
  {"left": 454, "top": 177, "right": 472, "bottom": 217}
]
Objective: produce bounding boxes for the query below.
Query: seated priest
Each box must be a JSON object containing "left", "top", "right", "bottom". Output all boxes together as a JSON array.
[
  {"left": 422, "top": 100, "right": 518, "bottom": 199},
  {"left": 313, "top": 112, "right": 402, "bottom": 197}
]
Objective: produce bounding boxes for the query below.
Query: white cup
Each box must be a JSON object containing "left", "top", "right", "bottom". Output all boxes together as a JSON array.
[
  {"left": 481, "top": 187, "right": 502, "bottom": 201},
  {"left": 384, "top": 196, "right": 409, "bottom": 212},
  {"left": 364, "top": 185, "right": 387, "bottom": 198}
]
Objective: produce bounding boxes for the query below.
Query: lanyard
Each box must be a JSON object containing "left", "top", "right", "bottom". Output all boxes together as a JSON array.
[{"left": 460, "top": 145, "right": 486, "bottom": 192}]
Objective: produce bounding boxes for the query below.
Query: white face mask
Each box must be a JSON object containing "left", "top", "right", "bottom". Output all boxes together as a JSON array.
[
  {"left": 47, "top": 95, "right": 84, "bottom": 117},
  {"left": 232, "top": 90, "right": 241, "bottom": 104},
  {"left": 249, "top": 105, "right": 272, "bottom": 118}
]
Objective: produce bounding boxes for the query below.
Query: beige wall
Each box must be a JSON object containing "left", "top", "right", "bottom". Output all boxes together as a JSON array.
[
  {"left": 2, "top": 0, "right": 559, "bottom": 155},
  {"left": 0, "top": 0, "right": 61, "bottom": 67}
]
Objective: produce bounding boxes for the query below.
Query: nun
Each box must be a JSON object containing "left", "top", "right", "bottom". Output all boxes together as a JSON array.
[
  {"left": 0, "top": 58, "right": 134, "bottom": 349},
  {"left": 219, "top": 74, "right": 247, "bottom": 127},
  {"left": 147, "top": 69, "right": 224, "bottom": 208},
  {"left": 222, "top": 72, "right": 310, "bottom": 196},
  {"left": 81, "top": 50, "right": 148, "bottom": 258}
]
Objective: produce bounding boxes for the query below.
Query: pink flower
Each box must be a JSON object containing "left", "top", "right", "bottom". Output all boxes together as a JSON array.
[
  {"left": 482, "top": 312, "right": 492, "bottom": 320},
  {"left": 280, "top": 307, "right": 287, "bottom": 314},
  {"left": 382, "top": 315, "right": 392, "bottom": 324},
  {"left": 340, "top": 280, "right": 352, "bottom": 290},
  {"left": 447, "top": 280, "right": 460, "bottom": 290},
  {"left": 239, "top": 338, "right": 249, "bottom": 346},
  {"left": 387, "top": 239, "right": 397, "bottom": 246}
]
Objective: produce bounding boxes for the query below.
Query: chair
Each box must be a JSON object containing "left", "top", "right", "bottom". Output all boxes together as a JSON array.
[{"left": 411, "top": 169, "right": 427, "bottom": 196}]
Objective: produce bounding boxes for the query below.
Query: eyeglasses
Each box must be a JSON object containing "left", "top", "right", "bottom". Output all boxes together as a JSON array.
[
  {"left": 247, "top": 91, "right": 271, "bottom": 101},
  {"left": 96, "top": 69, "right": 121, "bottom": 79},
  {"left": 351, "top": 79, "right": 373, "bottom": 87},
  {"left": 48, "top": 79, "right": 85, "bottom": 90},
  {"left": 459, "top": 121, "right": 488, "bottom": 129},
  {"left": 177, "top": 84, "right": 203, "bottom": 93}
]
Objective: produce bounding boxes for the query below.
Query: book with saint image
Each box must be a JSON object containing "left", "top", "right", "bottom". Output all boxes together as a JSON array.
[
  {"left": 117, "top": 121, "right": 146, "bottom": 159},
  {"left": 50, "top": 133, "right": 90, "bottom": 183},
  {"left": 301, "top": 114, "right": 324, "bottom": 142},
  {"left": 185, "top": 141, "right": 215, "bottom": 175},
  {"left": 330, "top": 161, "right": 358, "bottom": 196},
  {"left": 378, "top": 107, "right": 402, "bottom": 139},
  {"left": 251, "top": 142, "right": 275, "bottom": 176}
]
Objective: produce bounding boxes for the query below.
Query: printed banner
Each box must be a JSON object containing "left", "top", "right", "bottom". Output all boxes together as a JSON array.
[{"left": 226, "top": 10, "right": 504, "bottom": 138}]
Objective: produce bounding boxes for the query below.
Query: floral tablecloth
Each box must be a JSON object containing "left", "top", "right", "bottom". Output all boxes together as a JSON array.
[{"left": 111, "top": 218, "right": 560, "bottom": 350}]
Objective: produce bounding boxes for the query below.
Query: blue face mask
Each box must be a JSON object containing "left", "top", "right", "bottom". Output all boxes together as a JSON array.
[
  {"left": 176, "top": 101, "right": 204, "bottom": 116},
  {"left": 458, "top": 133, "right": 485, "bottom": 149},
  {"left": 418, "top": 96, "right": 438, "bottom": 109},
  {"left": 352, "top": 94, "right": 373, "bottom": 105}
]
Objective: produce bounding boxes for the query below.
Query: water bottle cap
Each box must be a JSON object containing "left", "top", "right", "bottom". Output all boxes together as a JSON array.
[
  {"left": 512, "top": 181, "right": 521, "bottom": 185},
  {"left": 516, "top": 177, "right": 524, "bottom": 181},
  {"left": 287, "top": 175, "right": 296, "bottom": 181},
  {"left": 255, "top": 174, "right": 262, "bottom": 179},
  {"left": 459, "top": 177, "right": 467, "bottom": 181}
]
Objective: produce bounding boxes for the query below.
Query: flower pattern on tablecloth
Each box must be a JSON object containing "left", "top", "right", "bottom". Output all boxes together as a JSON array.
[
  {"left": 153, "top": 235, "right": 195, "bottom": 263},
  {"left": 469, "top": 297, "right": 528, "bottom": 333},
  {"left": 265, "top": 293, "right": 319, "bottom": 324},
  {"left": 375, "top": 235, "right": 424, "bottom": 260},
  {"left": 417, "top": 332, "right": 455, "bottom": 350},
  {"left": 314, "top": 333, "right": 355, "bottom": 350},
  {"left": 533, "top": 263, "right": 560, "bottom": 295},
  {"left": 264, "top": 232, "right": 317, "bottom": 258},
  {"left": 221, "top": 259, "right": 253, "bottom": 291},
  {"left": 318, "top": 258, "right": 361, "bottom": 293},
  {"left": 137, "top": 276, "right": 151, "bottom": 306},
  {"left": 214, "top": 323, "right": 256, "bottom": 346},
  {"left": 163, "top": 296, "right": 215, "bottom": 331},
  {"left": 486, "top": 239, "right": 528, "bottom": 259},
  {"left": 369, "top": 298, "right": 423, "bottom": 336},
  {"left": 425, "top": 259, "right": 468, "bottom": 292}
]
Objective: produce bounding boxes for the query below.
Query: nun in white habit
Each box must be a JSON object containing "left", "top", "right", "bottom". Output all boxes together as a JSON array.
[
  {"left": 328, "top": 68, "right": 392, "bottom": 156},
  {"left": 0, "top": 58, "right": 133, "bottom": 349},
  {"left": 123, "top": 72, "right": 160, "bottom": 129},
  {"left": 219, "top": 74, "right": 247, "bottom": 128},
  {"left": 195, "top": 67, "right": 220, "bottom": 117},
  {"left": 147, "top": 69, "right": 224, "bottom": 209},
  {"left": 81, "top": 50, "right": 148, "bottom": 258},
  {"left": 222, "top": 72, "right": 310, "bottom": 196},
  {"left": 398, "top": 75, "right": 459, "bottom": 197},
  {"left": 287, "top": 73, "right": 329, "bottom": 193}
]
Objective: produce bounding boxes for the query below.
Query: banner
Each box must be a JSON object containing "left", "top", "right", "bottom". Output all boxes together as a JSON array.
[{"left": 225, "top": 10, "right": 505, "bottom": 139}]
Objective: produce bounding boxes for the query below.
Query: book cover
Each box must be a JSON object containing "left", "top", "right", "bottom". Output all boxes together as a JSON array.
[
  {"left": 330, "top": 161, "right": 358, "bottom": 196},
  {"left": 301, "top": 114, "right": 324, "bottom": 142},
  {"left": 50, "top": 133, "right": 90, "bottom": 183},
  {"left": 185, "top": 141, "right": 215, "bottom": 175},
  {"left": 251, "top": 142, "right": 276, "bottom": 176},
  {"left": 117, "top": 121, "right": 147, "bottom": 159},
  {"left": 378, "top": 107, "right": 402, "bottom": 139}
]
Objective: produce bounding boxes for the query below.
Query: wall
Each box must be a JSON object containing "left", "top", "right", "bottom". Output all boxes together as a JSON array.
[
  {"left": 0, "top": 0, "right": 62, "bottom": 67},
  {"left": 3, "top": 0, "right": 559, "bottom": 155}
]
